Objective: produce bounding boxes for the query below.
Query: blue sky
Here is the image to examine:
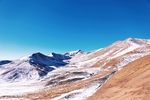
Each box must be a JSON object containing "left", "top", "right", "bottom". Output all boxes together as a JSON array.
[{"left": 0, "top": 0, "right": 150, "bottom": 60}]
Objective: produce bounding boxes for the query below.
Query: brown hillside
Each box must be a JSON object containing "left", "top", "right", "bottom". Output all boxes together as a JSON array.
[{"left": 88, "top": 54, "right": 150, "bottom": 100}]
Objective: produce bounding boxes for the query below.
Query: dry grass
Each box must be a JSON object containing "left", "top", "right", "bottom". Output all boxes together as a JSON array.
[{"left": 88, "top": 54, "right": 150, "bottom": 100}]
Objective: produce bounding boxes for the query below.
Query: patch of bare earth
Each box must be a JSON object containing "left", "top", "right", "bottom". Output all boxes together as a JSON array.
[{"left": 88, "top": 54, "right": 150, "bottom": 100}]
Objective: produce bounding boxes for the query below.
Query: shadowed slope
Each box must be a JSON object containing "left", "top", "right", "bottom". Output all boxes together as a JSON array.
[{"left": 0, "top": 60, "right": 11, "bottom": 65}]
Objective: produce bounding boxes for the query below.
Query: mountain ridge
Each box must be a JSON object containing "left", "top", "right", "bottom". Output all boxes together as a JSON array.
[{"left": 0, "top": 37, "right": 150, "bottom": 100}]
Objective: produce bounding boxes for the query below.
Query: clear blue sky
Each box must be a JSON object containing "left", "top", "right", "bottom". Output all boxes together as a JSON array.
[{"left": 0, "top": 0, "right": 150, "bottom": 60}]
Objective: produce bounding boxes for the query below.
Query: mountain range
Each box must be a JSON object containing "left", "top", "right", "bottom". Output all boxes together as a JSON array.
[{"left": 0, "top": 38, "right": 150, "bottom": 100}]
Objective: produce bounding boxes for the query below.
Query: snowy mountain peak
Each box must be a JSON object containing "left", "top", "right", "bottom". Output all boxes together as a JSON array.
[
  {"left": 30, "top": 52, "right": 49, "bottom": 60},
  {"left": 19, "top": 52, "right": 48, "bottom": 61},
  {"left": 125, "top": 38, "right": 143, "bottom": 47},
  {"left": 125, "top": 38, "right": 150, "bottom": 47},
  {"left": 19, "top": 54, "right": 31, "bottom": 60},
  {"left": 64, "top": 49, "right": 84, "bottom": 56},
  {"left": 50, "top": 52, "right": 71, "bottom": 61}
]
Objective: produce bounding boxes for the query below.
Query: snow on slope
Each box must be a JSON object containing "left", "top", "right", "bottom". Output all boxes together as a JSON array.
[
  {"left": 71, "top": 38, "right": 150, "bottom": 69},
  {"left": 51, "top": 82, "right": 101, "bottom": 100},
  {"left": 0, "top": 52, "right": 69, "bottom": 82},
  {"left": 1, "top": 38, "right": 150, "bottom": 100},
  {"left": 51, "top": 71, "right": 115, "bottom": 100},
  {"left": 0, "top": 80, "right": 43, "bottom": 96},
  {"left": 49, "top": 38, "right": 150, "bottom": 100}
]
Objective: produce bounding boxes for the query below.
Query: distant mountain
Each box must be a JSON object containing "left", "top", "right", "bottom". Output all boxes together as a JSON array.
[
  {"left": 64, "top": 49, "right": 85, "bottom": 56},
  {"left": 1, "top": 38, "right": 150, "bottom": 100},
  {"left": 0, "top": 52, "right": 69, "bottom": 82},
  {"left": 0, "top": 60, "right": 11, "bottom": 65}
]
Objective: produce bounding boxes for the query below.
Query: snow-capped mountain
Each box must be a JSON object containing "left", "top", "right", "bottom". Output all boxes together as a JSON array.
[
  {"left": 0, "top": 52, "right": 69, "bottom": 82},
  {"left": 1, "top": 38, "right": 150, "bottom": 100},
  {"left": 64, "top": 49, "right": 85, "bottom": 56}
]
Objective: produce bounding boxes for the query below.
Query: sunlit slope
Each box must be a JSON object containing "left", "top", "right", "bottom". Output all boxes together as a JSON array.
[{"left": 88, "top": 54, "right": 150, "bottom": 100}]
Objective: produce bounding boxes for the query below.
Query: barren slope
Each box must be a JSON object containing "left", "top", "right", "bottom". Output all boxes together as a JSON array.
[{"left": 88, "top": 54, "right": 150, "bottom": 100}]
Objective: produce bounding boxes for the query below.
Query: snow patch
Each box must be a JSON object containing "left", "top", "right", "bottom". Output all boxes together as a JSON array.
[
  {"left": 0, "top": 80, "right": 43, "bottom": 96},
  {"left": 51, "top": 82, "right": 100, "bottom": 100},
  {"left": 111, "top": 46, "right": 139, "bottom": 59},
  {"left": 116, "top": 52, "right": 150, "bottom": 70}
]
